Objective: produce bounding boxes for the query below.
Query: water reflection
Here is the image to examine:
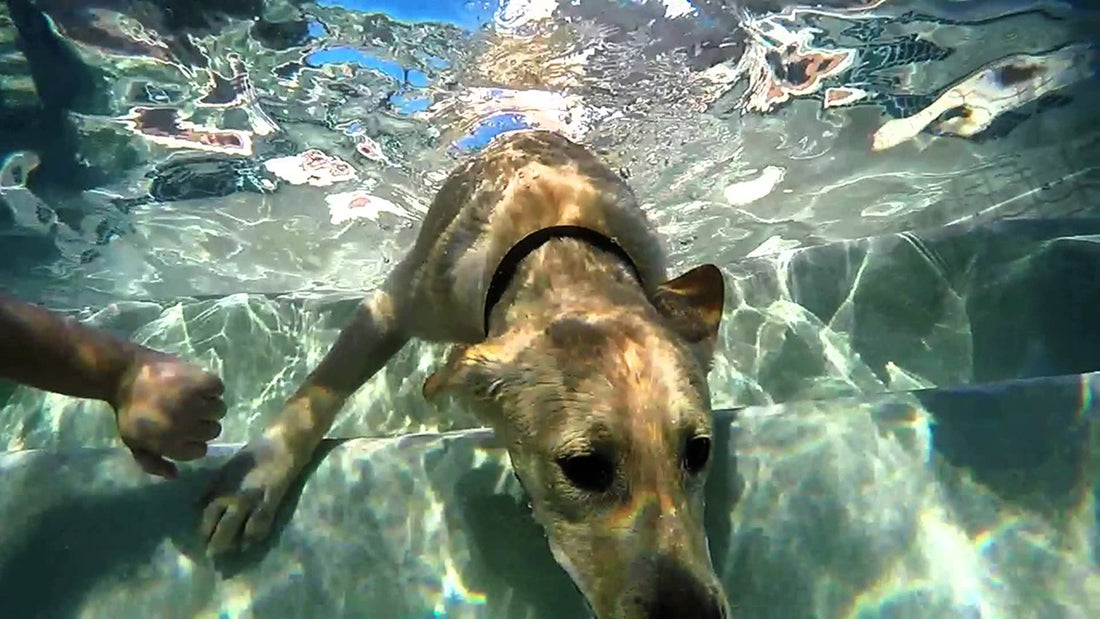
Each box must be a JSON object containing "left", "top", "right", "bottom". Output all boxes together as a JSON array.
[{"left": 1, "top": 1, "right": 1098, "bottom": 616}]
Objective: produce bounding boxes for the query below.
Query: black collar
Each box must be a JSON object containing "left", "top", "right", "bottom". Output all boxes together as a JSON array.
[{"left": 483, "top": 225, "right": 644, "bottom": 335}]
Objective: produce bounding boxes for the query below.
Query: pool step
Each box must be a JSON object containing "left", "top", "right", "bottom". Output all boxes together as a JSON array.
[{"left": 1, "top": 370, "right": 1095, "bottom": 618}]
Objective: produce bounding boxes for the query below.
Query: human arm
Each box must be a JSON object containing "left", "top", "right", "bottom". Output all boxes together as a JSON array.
[{"left": 0, "top": 292, "right": 226, "bottom": 477}]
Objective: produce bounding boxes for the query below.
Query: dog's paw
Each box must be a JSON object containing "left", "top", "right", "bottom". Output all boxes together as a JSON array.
[{"left": 198, "top": 436, "right": 302, "bottom": 556}]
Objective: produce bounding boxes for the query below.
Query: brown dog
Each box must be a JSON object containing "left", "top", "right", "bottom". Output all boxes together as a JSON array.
[{"left": 200, "top": 130, "right": 728, "bottom": 618}]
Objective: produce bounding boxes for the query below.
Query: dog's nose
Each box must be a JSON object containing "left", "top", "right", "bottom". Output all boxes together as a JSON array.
[{"left": 643, "top": 560, "right": 727, "bottom": 619}]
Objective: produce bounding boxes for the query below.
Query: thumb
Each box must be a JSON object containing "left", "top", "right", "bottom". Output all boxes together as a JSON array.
[{"left": 130, "top": 446, "right": 179, "bottom": 480}]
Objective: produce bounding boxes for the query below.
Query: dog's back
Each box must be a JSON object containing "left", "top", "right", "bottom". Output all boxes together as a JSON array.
[{"left": 389, "top": 130, "right": 669, "bottom": 343}]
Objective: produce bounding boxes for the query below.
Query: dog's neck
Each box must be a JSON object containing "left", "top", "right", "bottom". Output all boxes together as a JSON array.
[{"left": 487, "top": 237, "right": 651, "bottom": 337}]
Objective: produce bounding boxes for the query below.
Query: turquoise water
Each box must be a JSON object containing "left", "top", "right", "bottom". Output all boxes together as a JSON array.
[{"left": 1, "top": 0, "right": 1099, "bottom": 617}]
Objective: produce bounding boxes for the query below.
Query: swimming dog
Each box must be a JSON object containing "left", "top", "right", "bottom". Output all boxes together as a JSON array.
[{"left": 200, "top": 130, "right": 729, "bottom": 618}]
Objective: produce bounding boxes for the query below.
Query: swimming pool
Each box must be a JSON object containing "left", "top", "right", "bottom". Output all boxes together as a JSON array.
[{"left": 1, "top": 0, "right": 1098, "bottom": 616}]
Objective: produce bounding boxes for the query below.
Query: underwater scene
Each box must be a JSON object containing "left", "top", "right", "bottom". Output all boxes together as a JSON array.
[{"left": 1, "top": 0, "right": 1099, "bottom": 617}]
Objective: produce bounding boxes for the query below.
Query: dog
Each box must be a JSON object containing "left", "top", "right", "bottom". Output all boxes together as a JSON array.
[{"left": 200, "top": 130, "right": 729, "bottom": 618}]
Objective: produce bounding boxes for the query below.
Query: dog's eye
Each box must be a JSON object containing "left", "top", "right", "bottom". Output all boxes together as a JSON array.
[
  {"left": 683, "top": 436, "right": 711, "bottom": 474},
  {"left": 557, "top": 454, "right": 615, "bottom": 493}
]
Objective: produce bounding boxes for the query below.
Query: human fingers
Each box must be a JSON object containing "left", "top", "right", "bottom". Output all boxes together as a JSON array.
[
  {"left": 188, "top": 419, "right": 222, "bottom": 443},
  {"left": 182, "top": 391, "right": 228, "bottom": 420},
  {"left": 129, "top": 445, "right": 178, "bottom": 479}
]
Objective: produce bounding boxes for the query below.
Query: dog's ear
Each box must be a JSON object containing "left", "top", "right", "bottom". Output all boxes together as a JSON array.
[
  {"left": 652, "top": 264, "right": 725, "bottom": 346},
  {"left": 423, "top": 341, "right": 506, "bottom": 402}
]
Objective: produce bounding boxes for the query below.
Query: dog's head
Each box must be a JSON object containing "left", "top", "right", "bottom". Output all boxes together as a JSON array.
[{"left": 426, "top": 264, "right": 729, "bottom": 618}]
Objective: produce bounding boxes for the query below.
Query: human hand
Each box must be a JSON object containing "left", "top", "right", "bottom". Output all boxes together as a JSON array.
[{"left": 114, "top": 351, "right": 226, "bottom": 478}]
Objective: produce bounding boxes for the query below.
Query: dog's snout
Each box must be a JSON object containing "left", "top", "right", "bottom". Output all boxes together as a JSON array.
[{"left": 643, "top": 559, "right": 727, "bottom": 619}]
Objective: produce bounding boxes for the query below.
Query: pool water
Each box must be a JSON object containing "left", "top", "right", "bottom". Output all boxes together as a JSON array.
[{"left": 1, "top": 0, "right": 1098, "bottom": 617}]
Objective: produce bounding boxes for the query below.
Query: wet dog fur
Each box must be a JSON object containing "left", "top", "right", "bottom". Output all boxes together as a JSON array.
[{"left": 200, "top": 130, "right": 729, "bottom": 619}]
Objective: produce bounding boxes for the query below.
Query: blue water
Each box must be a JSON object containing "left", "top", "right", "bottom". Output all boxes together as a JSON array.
[
  {"left": 455, "top": 112, "right": 533, "bottom": 151},
  {"left": 317, "top": 0, "right": 499, "bottom": 29},
  {"left": 1, "top": 0, "right": 1098, "bottom": 617},
  {"left": 304, "top": 47, "right": 431, "bottom": 88}
]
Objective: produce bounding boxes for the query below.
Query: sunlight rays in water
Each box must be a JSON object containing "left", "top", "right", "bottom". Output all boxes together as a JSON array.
[
  {"left": 727, "top": 383, "right": 1098, "bottom": 618},
  {"left": 0, "top": 370, "right": 1096, "bottom": 616},
  {"left": 2, "top": 0, "right": 1100, "bottom": 616}
]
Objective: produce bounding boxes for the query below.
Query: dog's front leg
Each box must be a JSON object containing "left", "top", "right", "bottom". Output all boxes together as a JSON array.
[{"left": 199, "top": 289, "right": 408, "bottom": 555}]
